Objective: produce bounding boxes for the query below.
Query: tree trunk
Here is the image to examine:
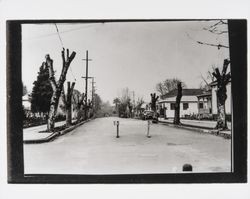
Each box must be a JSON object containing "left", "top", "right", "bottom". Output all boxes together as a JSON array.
[
  {"left": 174, "top": 104, "right": 180, "bottom": 124},
  {"left": 47, "top": 89, "right": 61, "bottom": 131},
  {"left": 216, "top": 87, "right": 228, "bottom": 129},
  {"left": 212, "top": 59, "right": 230, "bottom": 130},
  {"left": 216, "top": 103, "right": 227, "bottom": 129},
  {"left": 174, "top": 82, "right": 182, "bottom": 125},
  {"left": 73, "top": 92, "right": 85, "bottom": 122},
  {"left": 46, "top": 49, "right": 76, "bottom": 132},
  {"left": 65, "top": 82, "right": 75, "bottom": 127},
  {"left": 150, "top": 93, "right": 159, "bottom": 119}
]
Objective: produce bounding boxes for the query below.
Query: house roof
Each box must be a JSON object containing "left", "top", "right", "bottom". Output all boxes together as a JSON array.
[
  {"left": 160, "top": 89, "right": 203, "bottom": 100},
  {"left": 197, "top": 91, "right": 212, "bottom": 98}
]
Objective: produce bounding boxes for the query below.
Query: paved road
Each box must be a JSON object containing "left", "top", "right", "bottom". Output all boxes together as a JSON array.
[{"left": 24, "top": 117, "right": 231, "bottom": 174}]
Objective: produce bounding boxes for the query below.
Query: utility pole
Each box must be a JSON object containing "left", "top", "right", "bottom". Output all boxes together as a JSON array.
[
  {"left": 91, "top": 77, "right": 96, "bottom": 108},
  {"left": 133, "top": 91, "right": 135, "bottom": 117},
  {"left": 81, "top": 76, "right": 94, "bottom": 116},
  {"left": 82, "top": 50, "right": 92, "bottom": 119}
]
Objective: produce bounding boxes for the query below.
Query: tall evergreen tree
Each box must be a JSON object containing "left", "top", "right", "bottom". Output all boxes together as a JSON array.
[{"left": 30, "top": 63, "right": 53, "bottom": 116}]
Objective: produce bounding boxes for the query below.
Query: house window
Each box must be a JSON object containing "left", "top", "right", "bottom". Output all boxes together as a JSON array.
[
  {"left": 170, "top": 103, "right": 175, "bottom": 110},
  {"left": 183, "top": 103, "right": 189, "bottom": 110},
  {"left": 199, "top": 102, "right": 204, "bottom": 109}
]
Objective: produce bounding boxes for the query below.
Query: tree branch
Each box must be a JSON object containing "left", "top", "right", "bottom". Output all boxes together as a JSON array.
[
  {"left": 224, "top": 73, "right": 231, "bottom": 84},
  {"left": 222, "top": 59, "right": 230, "bottom": 75},
  {"left": 68, "top": 51, "right": 76, "bottom": 64},
  {"left": 61, "top": 48, "right": 65, "bottom": 66},
  {"left": 212, "top": 71, "right": 220, "bottom": 80},
  {"left": 70, "top": 82, "right": 76, "bottom": 96},
  {"left": 197, "top": 40, "right": 229, "bottom": 49}
]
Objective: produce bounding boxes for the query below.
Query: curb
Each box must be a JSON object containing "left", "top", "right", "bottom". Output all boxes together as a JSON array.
[
  {"left": 158, "top": 121, "right": 231, "bottom": 139},
  {"left": 24, "top": 119, "right": 91, "bottom": 144}
]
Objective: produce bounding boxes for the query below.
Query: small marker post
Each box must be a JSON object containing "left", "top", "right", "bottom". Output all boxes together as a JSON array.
[
  {"left": 116, "top": 121, "right": 120, "bottom": 138},
  {"left": 114, "top": 121, "right": 120, "bottom": 138},
  {"left": 147, "top": 120, "right": 151, "bottom": 138}
]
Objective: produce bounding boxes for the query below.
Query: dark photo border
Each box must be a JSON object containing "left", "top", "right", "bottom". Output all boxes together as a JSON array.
[{"left": 6, "top": 19, "right": 247, "bottom": 183}]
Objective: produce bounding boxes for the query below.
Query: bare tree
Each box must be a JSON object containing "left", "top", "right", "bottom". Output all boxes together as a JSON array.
[
  {"left": 212, "top": 59, "right": 231, "bottom": 130},
  {"left": 135, "top": 97, "right": 144, "bottom": 117},
  {"left": 116, "top": 87, "right": 133, "bottom": 117},
  {"left": 150, "top": 93, "right": 159, "bottom": 112},
  {"left": 203, "top": 20, "right": 228, "bottom": 35},
  {"left": 155, "top": 82, "right": 166, "bottom": 96},
  {"left": 46, "top": 48, "right": 76, "bottom": 131},
  {"left": 120, "top": 87, "right": 131, "bottom": 104},
  {"left": 173, "top": 82, "right": 182, "bottom": 125},
  {"left": 156, "top": 78, "right": 186, "bottom": 95},
  {"left": 199, "top": 64, "right": 217, "bottom": 91},
  {"left": 72, "top": 90, "right": 85, "bottom": 121},
  {"left": 61, "top": 81, "right": 75, "bottom": 127},
  {"left": 187, "top": 20, "right": 229, "bottom": 50},
  {"left": 136, "top": 97, "right": 144, "bottom": 108},
  {"left": 113, "top": 97, "right": 121, "bottom": 114}
]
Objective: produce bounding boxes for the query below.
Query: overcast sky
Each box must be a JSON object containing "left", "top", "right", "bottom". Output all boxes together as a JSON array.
[{"left": 22, "top": 21, "right": 229, "bottom": 103}]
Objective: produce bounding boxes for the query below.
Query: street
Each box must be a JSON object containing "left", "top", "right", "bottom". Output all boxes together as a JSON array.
[{"left": 24, "top": 117, "right": 231, "bottom": 174}]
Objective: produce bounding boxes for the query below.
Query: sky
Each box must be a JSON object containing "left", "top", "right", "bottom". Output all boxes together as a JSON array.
[{"left": 22, "top": 20, "right": 229, "bottom": 103}]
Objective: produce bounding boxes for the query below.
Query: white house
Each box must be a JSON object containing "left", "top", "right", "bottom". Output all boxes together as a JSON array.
[
  {"left": 22, "top": 94, "right": 31, "bottom": 110},
  {"left": 158, "top": 89, "right": 204, "bottom": 118}
]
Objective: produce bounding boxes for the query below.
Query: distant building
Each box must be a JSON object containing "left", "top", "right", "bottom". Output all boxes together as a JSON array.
[
  {"left": 22, "top": 94, "right": 31, "bottom": 110},
  {"left": 158, "top": 89, "right": 204, "bottom": 118}
]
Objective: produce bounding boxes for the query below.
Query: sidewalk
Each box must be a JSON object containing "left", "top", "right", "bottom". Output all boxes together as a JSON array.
[
  {"left": 23, "top": 121, "right": 66, "bottom": 141},
  {"left": 158, "top": 118, "right": 231, "bottom": 139},
  {"left": 23, "top": 119, "right": 83, "bottom": 144},
  {"left": 159, "top": 118, "right": 231, "bottom": 130}
]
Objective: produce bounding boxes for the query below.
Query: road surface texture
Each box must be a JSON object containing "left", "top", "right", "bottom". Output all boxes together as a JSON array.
[{"left": 24, "top": 117, "right": 231, "bottom": 174}]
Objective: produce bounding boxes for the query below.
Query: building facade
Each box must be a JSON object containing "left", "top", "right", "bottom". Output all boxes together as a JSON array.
[
  {"left": 157, "top": 82, "right": 232, "bottom": 120},
  {"left": 158, "top": 89, "right": 204, "bottom": 118}
]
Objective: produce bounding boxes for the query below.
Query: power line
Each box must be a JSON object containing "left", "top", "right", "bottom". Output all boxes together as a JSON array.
[
  {"left": 54, "top": 23, "right": 77, "bottom": 82},
  {"left": 23, "top": 24, "right": 96, "bottom": 41},
  {"left": 54, "top": 23, "right": 64, "bottom": 49}
]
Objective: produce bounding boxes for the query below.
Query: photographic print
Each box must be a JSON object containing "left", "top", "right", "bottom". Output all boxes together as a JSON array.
[{"left": 7, "top": 19, "right": 247, "bottom": 183}]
